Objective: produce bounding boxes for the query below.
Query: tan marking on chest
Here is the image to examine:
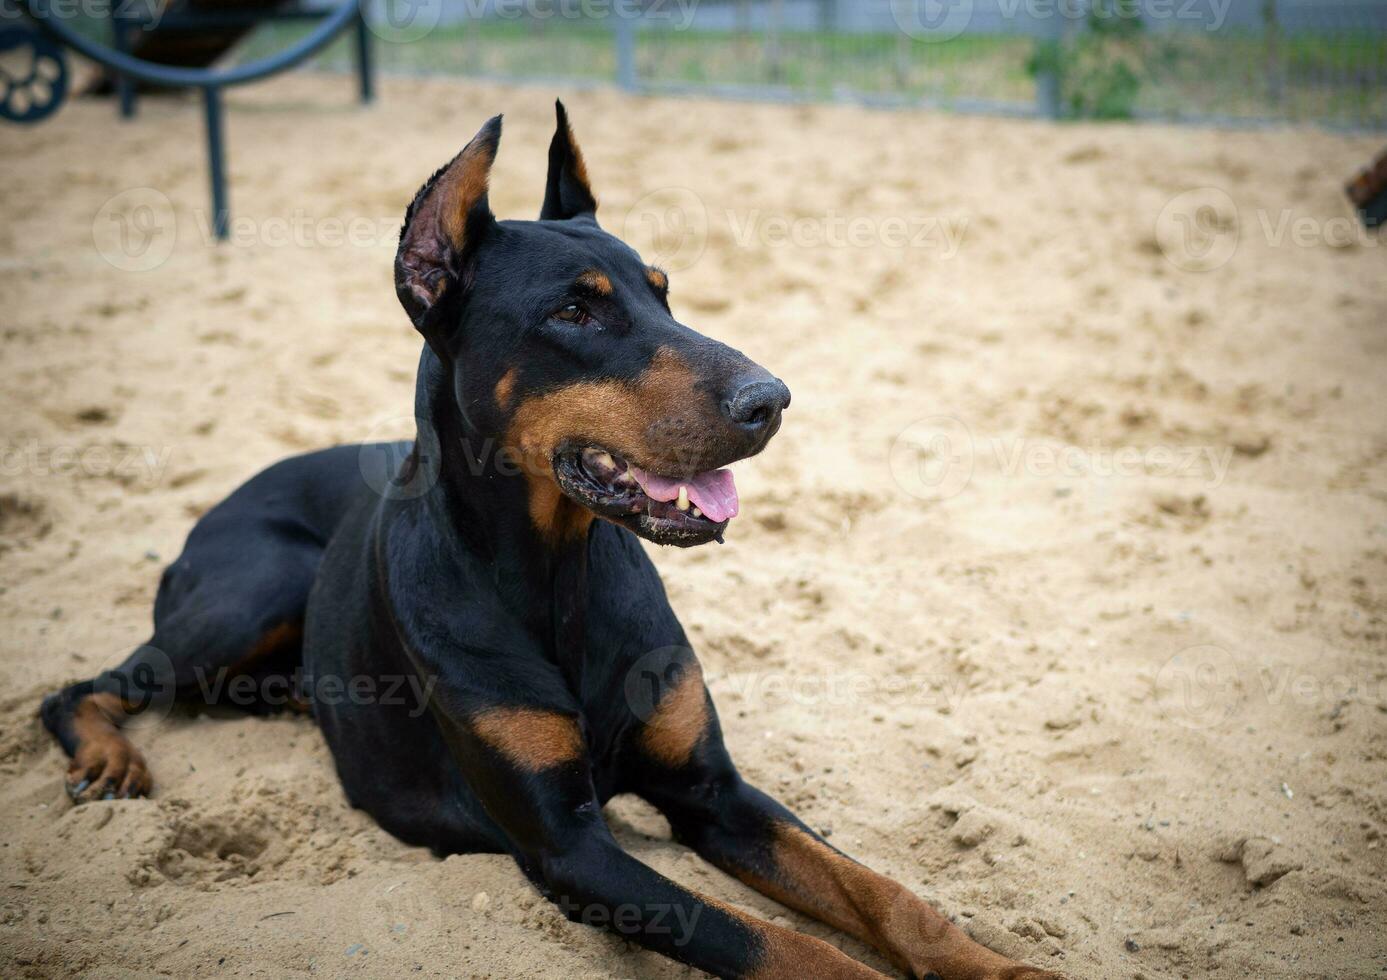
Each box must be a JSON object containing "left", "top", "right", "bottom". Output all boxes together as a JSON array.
[
  {"left": 639, "top": 660, "right": 709, "bottom": 767},
  {"left": 472, "top": 707, "right": 584, "bottom": 771}
]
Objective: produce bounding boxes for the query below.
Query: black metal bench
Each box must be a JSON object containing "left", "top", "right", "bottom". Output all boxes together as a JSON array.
[{"left": 2, "top": 0, "right": 373, "bottom": 239}]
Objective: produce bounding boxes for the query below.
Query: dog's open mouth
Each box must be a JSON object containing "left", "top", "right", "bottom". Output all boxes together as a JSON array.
[{"left": 553, "top": 447, "right": 738, "bottom": 547}]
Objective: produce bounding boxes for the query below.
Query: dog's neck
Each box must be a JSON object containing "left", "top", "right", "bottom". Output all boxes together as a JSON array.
[{"left": 407, "top": 347, "right": 590, "bottom": 655}]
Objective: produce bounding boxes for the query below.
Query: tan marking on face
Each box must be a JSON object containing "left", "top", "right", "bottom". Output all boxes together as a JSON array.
[
  {"left": 506, "top": 347, "right": 700, "bottom": 475},
  {"left": 645, "top": 267, "right": 668, "bottom": 293},
  {"left": 504, "top": 347, "right": 713, "bottom": 542},
  {"left": 576, "top": 269, "right": 612, "bottom": 296},
  {"left": 494, "top": 368, "right": 517, "bottom": 410},
  {"left": 639, "top": 660, "right": 708, "bottom": 767},
  {"left": 733, "top": 821, "right": 1027, "bottom": 979},
  {"left": 471, "top": 707, "right": 584, "bottom": 771}
]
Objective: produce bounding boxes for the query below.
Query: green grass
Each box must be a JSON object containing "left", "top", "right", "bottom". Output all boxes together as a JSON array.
[
  {"left": 234, "top": 20, "right": 1385, "bottom": 127},
  {"left": 1126, "top": 31, "right": 1387, "bottom": 123}
]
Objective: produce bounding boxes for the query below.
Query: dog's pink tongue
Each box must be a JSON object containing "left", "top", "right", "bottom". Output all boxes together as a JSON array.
[{"left": 629, "top": 466, "right": 740, "bottom": 523}]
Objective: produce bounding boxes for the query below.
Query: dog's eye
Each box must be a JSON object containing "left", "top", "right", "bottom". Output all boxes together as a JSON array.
[{"left": 553, "top": 304, "right": 593, "bottom": 327}]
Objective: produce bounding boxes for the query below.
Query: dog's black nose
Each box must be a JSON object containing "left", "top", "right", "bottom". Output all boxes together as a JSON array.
[{"left": 722, "top": 375, "right": 791, "bottom": 432}]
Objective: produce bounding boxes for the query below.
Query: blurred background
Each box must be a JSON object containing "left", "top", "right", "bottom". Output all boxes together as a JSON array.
[{"left": 17, "top": 0, "right": 1387, "bottom": 128}]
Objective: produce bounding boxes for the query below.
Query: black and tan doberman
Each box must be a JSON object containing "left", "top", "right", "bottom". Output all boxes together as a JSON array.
[{"left": 40, "top": 104, "right": 1061, "bottom": 980}]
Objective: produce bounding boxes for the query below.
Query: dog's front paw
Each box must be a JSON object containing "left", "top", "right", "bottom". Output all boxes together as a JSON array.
[{"left": 66, "top": 734, "right": 151, "bottom": 802}]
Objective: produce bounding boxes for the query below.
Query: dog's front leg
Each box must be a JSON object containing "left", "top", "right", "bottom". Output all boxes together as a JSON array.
[
  {"left": 441, "top": 703, "right": 885, "bottom": 980},
  {"left": 653, "top": 775, "right": 1063, "bottom": 980},
  {"left": 628, "top": 663, "right": 1063, "bottom": 980}
]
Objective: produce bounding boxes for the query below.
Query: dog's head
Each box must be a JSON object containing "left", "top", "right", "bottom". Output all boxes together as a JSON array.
[{"left": 395, "top": 104, "right": 789, "bottom": 548}]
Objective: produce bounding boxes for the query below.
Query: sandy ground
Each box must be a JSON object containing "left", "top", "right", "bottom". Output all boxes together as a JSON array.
[{"left": 2, "top": 74, "right": 1386, "bottom": 979}]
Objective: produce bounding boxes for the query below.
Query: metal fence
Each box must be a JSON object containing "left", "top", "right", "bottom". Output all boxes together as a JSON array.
[{"left": 252, "top": 0, "right": 1387, "bottom": 128}]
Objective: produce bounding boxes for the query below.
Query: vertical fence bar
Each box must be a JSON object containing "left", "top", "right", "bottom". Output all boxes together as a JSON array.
[
  {"left": 895, "top": 21, "right": 910, "bottom": 91},
  {"left": 615, "top": 14, "right": 636, "bottom": 91},
  {"left": 766, "top": 0, "right": 783, "bottom": 84},
  {"left": 111, "top": 8, "right": 136, "bottom": 119},
  {"left": 354, "top": 8, "right": 374, "bottom": 104},
  {"left": 465, "top": 5, "right": 480, "bottom": 74},
  {"left": 1262, "top": 0, "right": 1282, "bottom": 116},
  {"left": 203, "top": 85, "right": 229, "bottom": 241},
  {"left": 1035, "top": 2, "right": 1065, "bottom": 118}
]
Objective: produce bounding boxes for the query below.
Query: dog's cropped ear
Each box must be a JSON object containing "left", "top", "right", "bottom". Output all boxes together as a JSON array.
[
  {"left": 395, "top": 115, "right": 502, "bottom": 339},
  {"left": 540, "top": 100, "right": 597, "bottom": 221}
]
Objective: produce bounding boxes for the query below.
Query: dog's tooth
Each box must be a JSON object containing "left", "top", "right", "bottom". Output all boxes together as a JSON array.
[
  {"left": 676, "top": 486, "right": 690, "bottom": 511},
  {"left": 691, "top": 506, "right": 702, "bottom": 518},
  {"left": 594, "top": 451, "right": 615, "bottom": 471}
]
